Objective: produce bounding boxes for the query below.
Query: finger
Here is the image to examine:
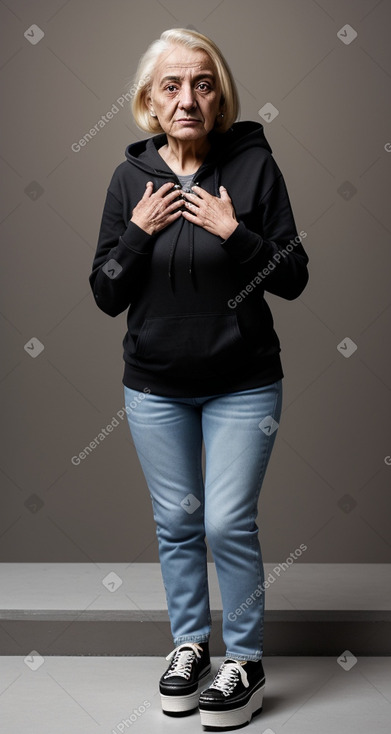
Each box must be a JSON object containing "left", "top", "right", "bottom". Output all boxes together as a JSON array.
[
  {"left": 182, "top": 207, "right": 202, "bottom": 224},
  {"left": 166, "top": 196, "right": 186, "bottom": 212},
  {"left": 181, "top": 208, "right": 196, "bottom": 220},
  {"left": 190, "top": 185, "right": 209, "bottom": 199},
  {"left": 183, "top": 201, "right": 201, "bottom": 218},
  {"left": 156, "top": 181, "right": 177, "bottom": 197},
  {"left": 166, "top": 208, "right": 183, "bottom": 223},
  {"left": 183, "top": 200, "right": 201, "bottom": 217},
  {"left": 181, "top": 190, "right": 203, "bottom": 206},
  {"left": 142, "top": 181, "right": 154, "bottom": 198},
  {"left": 219, "top": 185, "right": 231, "bottom": 200},
  {"left": 164, "top": 187, "right": 184, "bottom": 203},
  {"left": 181, "top": 189, "right": 197, "bottom": 200}
]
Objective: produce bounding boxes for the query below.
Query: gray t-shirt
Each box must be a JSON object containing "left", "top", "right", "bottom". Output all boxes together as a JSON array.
[{"left": 176, "top": 173, "right": 195, "bottom": 191}]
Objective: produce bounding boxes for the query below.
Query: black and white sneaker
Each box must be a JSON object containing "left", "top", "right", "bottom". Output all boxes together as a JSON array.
[
  {"left": 198, "top": 657, "right": 265, "bottom": 729},
  {"left": 159, "top": 641, "right": 212, "bottom": 715}
]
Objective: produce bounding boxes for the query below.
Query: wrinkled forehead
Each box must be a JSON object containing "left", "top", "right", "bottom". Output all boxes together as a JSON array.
[{"left": 154, "top": 47, "right": 216, "bottom": 78}]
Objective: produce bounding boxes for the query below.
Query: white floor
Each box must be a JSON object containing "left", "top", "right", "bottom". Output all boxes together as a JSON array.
[{"left": 1, "top": 655, "right": 390, "bottom": 733}]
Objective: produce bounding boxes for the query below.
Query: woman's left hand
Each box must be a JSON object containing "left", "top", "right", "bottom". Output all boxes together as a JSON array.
[{"left": 181, "top": 185, "right": 239, "bottom": 241}]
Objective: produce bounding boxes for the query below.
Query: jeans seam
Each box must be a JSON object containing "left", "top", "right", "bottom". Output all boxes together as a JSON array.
[{"left": 254, "top": 380, "right": 282, "bottom": 655}]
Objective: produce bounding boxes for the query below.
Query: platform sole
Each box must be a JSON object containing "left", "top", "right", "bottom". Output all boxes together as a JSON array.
[
  {"left": 160, "top": 666, "right": 212, "bottom": 715},
  {"left": 199, "top": 682, "right": 265, "bottom": 729}
]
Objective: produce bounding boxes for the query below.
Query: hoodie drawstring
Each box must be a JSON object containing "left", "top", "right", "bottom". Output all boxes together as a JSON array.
[
  {"left": 152, "top": 165, "right": 222, "bottom": 292},
  {"left": 213, "top": 167, "right": 221, "bottom": 197},
  {"left": 168, "top": 215, "right": 185, "bottom": 289},
  {"left": 187, "top": 168, "right": 220, "bottom": 286}
]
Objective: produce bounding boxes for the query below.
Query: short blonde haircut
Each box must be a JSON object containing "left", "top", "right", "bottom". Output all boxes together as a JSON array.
[{"left": 130, "top": 28, "right": 240, "bottom": 134}]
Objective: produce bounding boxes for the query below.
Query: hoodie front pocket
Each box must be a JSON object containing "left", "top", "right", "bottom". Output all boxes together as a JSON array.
[{"left": 135, "top": 313, "right": 251, "bottom": 376}]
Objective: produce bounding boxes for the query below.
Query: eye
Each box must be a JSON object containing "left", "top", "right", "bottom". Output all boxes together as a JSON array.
[
  {"left": 197, "top": 82, "right": 212, "bottom": 91},
  {"left": 165, "top": 84, "right": 178, "bottom": 93}
]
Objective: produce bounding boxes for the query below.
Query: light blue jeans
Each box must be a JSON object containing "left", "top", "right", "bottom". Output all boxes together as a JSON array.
[{"left": 123, "top": 380, "right": 283, "bottom": 661}]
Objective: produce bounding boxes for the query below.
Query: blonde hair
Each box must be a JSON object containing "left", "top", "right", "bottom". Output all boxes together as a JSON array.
[{"left": 130, "top": 28, "right": 240, "bottom": 134}]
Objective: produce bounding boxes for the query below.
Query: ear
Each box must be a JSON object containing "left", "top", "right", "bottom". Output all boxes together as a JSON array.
[{"left": 145, "top": 92, "right": 156, "bottom": 116}]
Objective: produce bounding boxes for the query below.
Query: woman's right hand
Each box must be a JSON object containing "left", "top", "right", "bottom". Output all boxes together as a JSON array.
[{"left": 130, "top": 181, "right": 183, "bottom": 236}]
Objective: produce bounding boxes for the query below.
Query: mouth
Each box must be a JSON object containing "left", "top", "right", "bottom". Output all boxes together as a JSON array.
[{"left": 176, "top": 118, "right": 201, "bottom": 123}]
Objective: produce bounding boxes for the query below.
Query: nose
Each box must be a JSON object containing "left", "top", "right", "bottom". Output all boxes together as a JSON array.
[{"left": 178, "top": 82, "right": 197, "bottom": 111}]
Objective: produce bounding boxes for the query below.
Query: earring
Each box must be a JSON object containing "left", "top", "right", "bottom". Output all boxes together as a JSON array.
[{"left": 150, "top": 110, "right": 157, "bottom": 117}]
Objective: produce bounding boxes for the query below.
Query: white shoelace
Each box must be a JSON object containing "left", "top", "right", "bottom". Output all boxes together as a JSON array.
[
  {"left": 163, "top": 642, "right": 203, "bottom": 680},
  {"left": 209, "top": 661, "right": 249, "bottom": 696}
]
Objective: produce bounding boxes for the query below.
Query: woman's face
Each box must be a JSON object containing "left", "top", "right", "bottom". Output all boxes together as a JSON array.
[{"left": 148, "top": 45, "right": 223, "bottom": 141}]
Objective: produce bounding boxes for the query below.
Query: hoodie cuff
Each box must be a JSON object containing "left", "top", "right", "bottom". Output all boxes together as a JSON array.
[
  {"left": 120, "top": 220, "right": 155, "bottom": 254},
  {"left": 220, "top": 220, "right": 263, "bottom": 263}
]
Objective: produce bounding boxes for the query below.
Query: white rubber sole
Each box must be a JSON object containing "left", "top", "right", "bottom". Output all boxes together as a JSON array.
[
  {"left": 160, "top": 667, "right": 213, "bottom": 714},
  {"left": 199, "top": 682, "right": 265, "bottom": 728}
]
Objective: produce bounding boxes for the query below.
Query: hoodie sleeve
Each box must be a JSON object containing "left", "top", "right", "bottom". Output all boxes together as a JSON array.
[
  {"left": 220, "top": 161, "right": 309, "bottom": 301},
  {"left": 89, "top": 187, "right": 155, "bottom": 317}
]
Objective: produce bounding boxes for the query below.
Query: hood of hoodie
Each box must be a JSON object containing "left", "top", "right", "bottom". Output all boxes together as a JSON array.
[
  {"left": 124, "top": 122, "right": 273, "bottom": 288},
  {"left": 124, "top": 121, "right": 272, "bottom": 176}
]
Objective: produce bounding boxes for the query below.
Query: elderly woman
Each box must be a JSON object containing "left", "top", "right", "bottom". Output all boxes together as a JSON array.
[{"left": 90, "top": 28, "right": 309, "bottom": 730}]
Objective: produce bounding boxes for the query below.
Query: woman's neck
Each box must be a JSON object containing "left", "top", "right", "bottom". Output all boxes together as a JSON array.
[{"left": 158, "top": 135, "right": 211, "bottom": 175}]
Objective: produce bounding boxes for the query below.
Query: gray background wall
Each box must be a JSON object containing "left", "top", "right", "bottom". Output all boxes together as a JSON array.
[{"left": 1, "top": 0, "right": 390, "bottom": 564}]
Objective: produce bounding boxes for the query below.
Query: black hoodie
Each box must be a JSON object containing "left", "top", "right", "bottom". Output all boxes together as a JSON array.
[{"left": 89, "top": 121, "right": 309, "bottom": 397}]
